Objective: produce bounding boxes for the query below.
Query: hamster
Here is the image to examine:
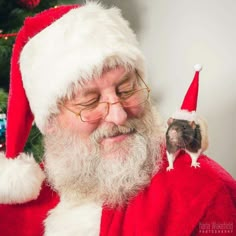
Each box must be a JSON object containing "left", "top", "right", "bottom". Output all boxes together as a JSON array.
[{"left": 165, "top": 118, "right": 203, "bottom": 171}]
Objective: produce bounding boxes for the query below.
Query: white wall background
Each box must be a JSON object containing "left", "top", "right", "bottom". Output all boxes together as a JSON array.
[{"left": 100, "top": 0, "right": 236, "bottom": 178}]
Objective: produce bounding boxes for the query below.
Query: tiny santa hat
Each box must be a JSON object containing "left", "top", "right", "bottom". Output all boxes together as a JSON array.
[
  {"left": 171, "top": 64, "right": 202, "bottom": 122},
  {"left": 0, "top": 2, "right": 145, "bottom": 204}
]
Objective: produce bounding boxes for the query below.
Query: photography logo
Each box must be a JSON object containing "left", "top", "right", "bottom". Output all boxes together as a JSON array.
[{"left": 198, "top": 222, "right": 233, "bottom": 234}]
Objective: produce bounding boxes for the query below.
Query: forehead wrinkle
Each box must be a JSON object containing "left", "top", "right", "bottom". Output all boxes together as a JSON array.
[
  {"left": 70, "top": 79, "right": 99, "bottom": 100},
  {"left": 70, "top": 69, "right": 136, "bottom": 101},
  {"left": 95, "top": 69, "right": 136, "bottom": 90},
  {"left": 116, "top": 71, "right": 136, "bottom": 87},
  {"left": 79, "top": 88, "right": 100, "bottom": 98}
]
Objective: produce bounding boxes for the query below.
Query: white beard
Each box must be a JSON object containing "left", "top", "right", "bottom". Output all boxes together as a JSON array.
[{"left": 44, "top": 105, "right": 164, "bottom": 207}]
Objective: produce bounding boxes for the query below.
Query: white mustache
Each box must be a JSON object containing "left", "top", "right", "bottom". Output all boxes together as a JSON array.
[{"left": 91, "top": 123, "right": 136, "bottom": 143}]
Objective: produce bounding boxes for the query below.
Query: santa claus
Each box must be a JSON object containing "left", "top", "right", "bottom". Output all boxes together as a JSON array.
[{"left": 0, "top": 2, "right": 235, "bottom": 236}]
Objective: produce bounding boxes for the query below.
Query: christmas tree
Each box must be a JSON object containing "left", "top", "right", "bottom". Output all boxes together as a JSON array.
[{"left": 0, "top": 0, "right": 77, "bottom": 161}]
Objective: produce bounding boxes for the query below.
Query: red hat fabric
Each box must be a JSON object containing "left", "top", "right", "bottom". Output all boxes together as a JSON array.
[
  {"left": 7, "top": 5, "right": 78, "bottom": 159},
  {"left": 0, "top": 5, "right": 77, "bottom": 204},
  {"left": 171, "top": 64, "right": 202, "bottom": 122},
  {"left": 180, "top": 64, "right": 202, "bottom": 112}
]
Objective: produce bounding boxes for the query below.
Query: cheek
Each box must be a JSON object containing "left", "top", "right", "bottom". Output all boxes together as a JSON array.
[
  {"left": 74, "top": 122, "right": 98, "bottom": 139},
  {"left": 126, "top": 104, "right": 146, "bottom": 118},
  {"left": 56, "top": 112, "right": 98, "bottom": 139}
]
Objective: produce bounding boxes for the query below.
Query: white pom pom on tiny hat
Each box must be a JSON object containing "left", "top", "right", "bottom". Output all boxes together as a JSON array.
[
  {"left": 171, "top": 64, "right": 202, "bottom": 122},
  {"left": 0, "top": 3, "right": 145, "bottom": 204}
]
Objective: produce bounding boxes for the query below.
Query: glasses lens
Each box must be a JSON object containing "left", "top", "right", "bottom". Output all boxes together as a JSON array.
[
  {"left": 122, "top": 88, "right": 149, "bottom": 107},
  {"left": 80, "top": 103, "right": 108, "bottom": 122}
]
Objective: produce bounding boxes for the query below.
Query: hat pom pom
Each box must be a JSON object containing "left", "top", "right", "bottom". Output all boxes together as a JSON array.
[
  {"left": 0, "top": 153, "right": 45, "bottom": 204},
  {"left": 194, "top": 64, "right": 202, "bottom": 72}
]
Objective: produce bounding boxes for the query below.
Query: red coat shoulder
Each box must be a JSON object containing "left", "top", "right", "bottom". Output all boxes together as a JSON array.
[
  {"left": 138, "top": 153, "right": 236, "bottom": 235},
  {"left": 0, "top": 183, "right": 59, "bottom": 236},
  {"left": 152, "top": 153, "right": 236, "bottom": 200}
]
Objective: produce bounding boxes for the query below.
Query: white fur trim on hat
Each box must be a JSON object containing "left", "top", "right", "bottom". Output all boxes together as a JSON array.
[
  {"left": 171, "top": 110, "right": 198, "bottom": 123},
  {"left": 0, "top": 153, "right": 45, "bottom": 204},
  {"left": 19, "top": 2, "right": 145, "bottom": 133}
]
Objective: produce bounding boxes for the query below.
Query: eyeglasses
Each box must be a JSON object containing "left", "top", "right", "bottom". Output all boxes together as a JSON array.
[{"left": 60, "top": 72, "right": 150, "bottom": 123}]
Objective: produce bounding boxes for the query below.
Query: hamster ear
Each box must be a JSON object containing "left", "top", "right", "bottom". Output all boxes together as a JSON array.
[
  {"left": 167, "top": 118, "right": 174, "bottom": 126},
  {"left": 189, "top": 121, "right": 196, "bottom": 129}
]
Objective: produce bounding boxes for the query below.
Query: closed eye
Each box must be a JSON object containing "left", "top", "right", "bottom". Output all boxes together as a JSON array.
[
  {"left": 74, "top": 97, "right": 99, "bottom": 108},
  {"left": 117, "top": 90, "right": 135, "bottom": 99}
]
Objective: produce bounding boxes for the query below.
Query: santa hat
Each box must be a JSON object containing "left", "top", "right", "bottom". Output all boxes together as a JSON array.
[
  {"left": 0, "top": 2, "right": 145, "bottom": 204},
  {"left": 171, "top": 64, "right": 202, "bottom": 122}
]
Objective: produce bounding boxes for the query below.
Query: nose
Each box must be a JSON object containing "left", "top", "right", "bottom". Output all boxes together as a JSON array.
[
  {"left": 104, "top": 102, "right": 128, "bottom": 126},
  {"left": 169, "top": 129, "right": 178, "bottom": 140}
]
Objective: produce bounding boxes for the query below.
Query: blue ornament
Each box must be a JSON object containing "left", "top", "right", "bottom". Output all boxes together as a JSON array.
[{"left": 0, "top": 113, "right": 6, "bottom": 139}]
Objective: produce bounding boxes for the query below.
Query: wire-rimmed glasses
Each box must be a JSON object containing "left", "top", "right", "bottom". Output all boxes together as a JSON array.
[{"left": 60, "top": 72, "right": 150, "bottom": 123}]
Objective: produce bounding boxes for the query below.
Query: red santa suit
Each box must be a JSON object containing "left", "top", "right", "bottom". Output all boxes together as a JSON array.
[{"left": 0, "top": 153, "right": 235, "bottom": 236}]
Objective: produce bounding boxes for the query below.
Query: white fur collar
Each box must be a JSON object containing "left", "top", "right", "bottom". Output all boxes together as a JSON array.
[{"left": 44, "top": 200, "right": 102, "bottom": 236}]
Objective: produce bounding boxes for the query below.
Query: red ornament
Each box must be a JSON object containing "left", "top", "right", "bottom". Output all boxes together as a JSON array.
[{"left": 16, "top": 0, "right": 41, "bottom": 9}]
